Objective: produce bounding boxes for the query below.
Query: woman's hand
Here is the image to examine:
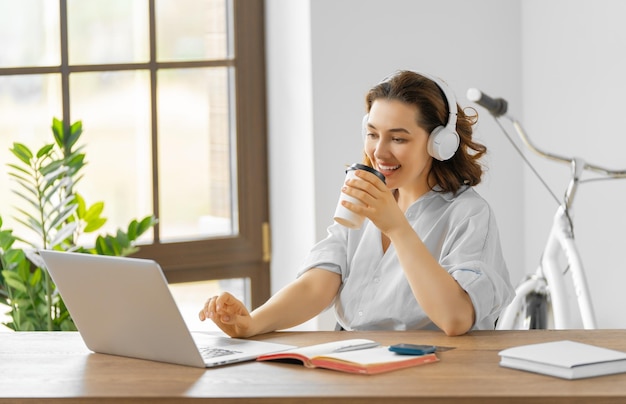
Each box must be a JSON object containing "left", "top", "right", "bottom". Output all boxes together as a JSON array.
[
  {"left": 342, "top": 169, "right": 405, "bottom": 235},
  {"left": 199, "top": 292, "right": 253, "bottom": 338}
]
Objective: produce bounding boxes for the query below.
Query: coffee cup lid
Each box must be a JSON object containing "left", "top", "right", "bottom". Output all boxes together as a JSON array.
[{"left": 346, "top": 163, "right": 386, "bottom": 184}]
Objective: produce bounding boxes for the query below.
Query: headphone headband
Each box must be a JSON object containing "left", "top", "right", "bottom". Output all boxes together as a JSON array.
[{"left": 415, "top": 72, "right": 458, "bottom": 133}]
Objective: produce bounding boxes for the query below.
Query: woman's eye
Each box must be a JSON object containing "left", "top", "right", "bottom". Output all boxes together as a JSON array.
[{"left": 392, "top": 137, "right": 406, "bottom": 143}]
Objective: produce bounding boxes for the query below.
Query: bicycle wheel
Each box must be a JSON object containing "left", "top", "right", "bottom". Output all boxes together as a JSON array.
[{"left": 525, "top": 292, "right": 549, "bottom": 329}]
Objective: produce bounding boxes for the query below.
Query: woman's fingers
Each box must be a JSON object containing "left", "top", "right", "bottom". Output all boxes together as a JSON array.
[
  {"left": 198, "top": 295, "right": 217, "bottom": 321},
  {"left": 215, "top": 291, "right": 237, "bottom": 311},
  {"left": 199, "top": 292, "right": 247, "bottom": 326},
  {"left": 344, "top": 170, "right": 386, "bottom": 204},
  {"left": 353, "top": 169, "right": 387, "bottom": 191},
  {"left": 343, "top": 172, "right": 386, "bottom": 210},
  {"left": 198, "top": 292, "right": 252, "bottom": 338}
]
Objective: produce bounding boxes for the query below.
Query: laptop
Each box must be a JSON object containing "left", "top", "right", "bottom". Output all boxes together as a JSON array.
[{"left": 39, "top": 250, "right": 295, "bottom": 368}]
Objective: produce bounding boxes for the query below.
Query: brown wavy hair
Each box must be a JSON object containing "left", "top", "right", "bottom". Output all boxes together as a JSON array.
[{"left": 363, "top": 70, "right": 485, "bottom": 194}]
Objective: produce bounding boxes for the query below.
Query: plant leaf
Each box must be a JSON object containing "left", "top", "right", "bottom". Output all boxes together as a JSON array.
[
  {"left": 49, "top": 222, "right": 78, "bottom": 249},
  {"left": 115, "top": 229, "right": 130, "bottom": 248},
  {"left": 45, "top": 193, "right": 75, "bottom": 216},
  {"left": 10, "top": 143, "right": 33, "bottom": 165},
  {"left": 84, "top": 201, "right": 104, "bottom": 222},
  {"left": 42, "top": 164, "right": 70, "bottom": 184},
  {"left": 95, "top": 236, "right": 108, "bottom": 255},
  {"left": 13, "top": 208, "right": 44, "bottom": 232},
  {"left": 29, "top": 267, "right": 42, "bottom": 286},
  {"left": 42, "top": 178, "right": 73, "bottom": 206},
  {"left": 75, "top": 193, "right": 86, "bottom": 218},
  {"left": 47, "top": 203, "right": 78, "bottom": 232},
  {"left": 36, "top": 144, "right": 55, "bottom": 159},
  {"left": 39, "top": 159, "right": 64, "bottom": 177},
  {"left": 10, "top": 176, "right": 40, "bottom": 199},
  {"left": 51, "top": 117, "right": 65, "bottom": 149},
  {"left": 83, "top": 217, "right": 107, "bottom": 233},
  {"left": 136, "top": 215, "right": 157, "bottom": 238},
  {"left": 120, "top": 246, "right": 139, "bottom": 256},
  {"left": 24, "top": 250, "right": 46, "bottom": 270},
  {"left": 12, "top": 217, "right": 43, "bottom": 244},
  {"left": 7, "top": 163, "right": 32, "bottom": 177},
  {"left": 127, "top": 219, "right": 138, "bottom": 240},
  {"left": 66, "top": 120, "right": 83, "bottom": 151},
  {"left": 1, "top": 271, "right": 28, "bottom": 293},
  {"left": 1, "top": 248, "right": 25, "bottom": 269},
  {"left": 11, "top": 190, "right": 41, "bottom": 211},
  {"left": 95, "top": 235, "right": 122, "bottom": 256},
  {"left": 0, "top": 230, "right": 16, "bottom": 251},
  {"left": 13, "top": 205, "right": 41, "bottom": 224}
]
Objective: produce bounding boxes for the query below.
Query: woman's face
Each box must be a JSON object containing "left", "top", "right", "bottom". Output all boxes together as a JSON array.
[{"left": 364, "top": 99, "right": 432, "bottom": 196}]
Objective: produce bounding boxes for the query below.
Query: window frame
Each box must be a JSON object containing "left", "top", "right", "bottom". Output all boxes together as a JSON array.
[
  {"left": 134, "top": 0, "right": 270, "bottom": 309},
  {"left": 0, "top": 0, "right": 271, "bottom": 308}
]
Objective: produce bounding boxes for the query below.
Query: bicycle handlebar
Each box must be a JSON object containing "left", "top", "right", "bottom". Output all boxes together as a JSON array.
[
  {"left": 467, "top": 87, "right": 626, "bottom": 178},
  {"left": 466, "top": 88, "right": 508, "bottom": 117}
]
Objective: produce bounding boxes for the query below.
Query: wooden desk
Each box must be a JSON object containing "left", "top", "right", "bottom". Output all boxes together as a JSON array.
[{"left": 1, "top": 329, "right": 626, "bottom": 403}]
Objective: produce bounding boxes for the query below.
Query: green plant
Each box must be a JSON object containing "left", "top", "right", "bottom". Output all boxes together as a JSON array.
[{"left": 0, "top": 118, "right": 156, "bottom": 331}]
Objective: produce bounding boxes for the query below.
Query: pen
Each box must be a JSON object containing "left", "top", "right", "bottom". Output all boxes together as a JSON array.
[{"left": 332, "top": 342, "right": 380, "bottom": 353}]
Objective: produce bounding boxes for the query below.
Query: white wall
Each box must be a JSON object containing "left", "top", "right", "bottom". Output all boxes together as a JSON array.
[{"left": 266, "top": 0, "right": 626, "bottom": 329}]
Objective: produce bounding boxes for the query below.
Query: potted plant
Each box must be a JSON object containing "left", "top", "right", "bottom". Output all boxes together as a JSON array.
[{"left": 0, "top": 118, "right": 156, "bottom": 331}]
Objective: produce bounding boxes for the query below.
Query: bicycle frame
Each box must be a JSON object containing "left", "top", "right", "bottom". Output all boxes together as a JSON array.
[
  {"left": 468, "top": 88, "right": 626, "bottom": 330},
  {"left": 496, "top": 203, "right": 596, "bottom": 329},
  {"left": 493, "top": 120, "right": 615, "bottom": 330},
  {"left": 498, "top": 148, "right": 598, "bottom": 329},
  {"left": 546, "top": 204, "right": 597, "bottom": 329}
]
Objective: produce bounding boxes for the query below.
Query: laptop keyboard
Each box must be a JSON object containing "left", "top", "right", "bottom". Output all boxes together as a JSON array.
[{"left": 199, "top": 346, "right": 242, "bottom": 359}]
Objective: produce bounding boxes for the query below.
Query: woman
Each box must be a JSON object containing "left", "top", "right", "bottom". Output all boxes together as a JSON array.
[{"left": 199, "top": 70, "right": 514, "bottom": 337}]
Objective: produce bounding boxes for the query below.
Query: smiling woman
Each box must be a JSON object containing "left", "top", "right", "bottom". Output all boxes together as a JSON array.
[{"left": 199, "top": 70, "right": 514, "bottom": 338}]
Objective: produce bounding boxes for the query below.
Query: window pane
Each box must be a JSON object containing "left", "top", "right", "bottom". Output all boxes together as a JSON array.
[
  {"left": 0, "top": 0, "right": 60, "bottom": 68},
  {"left": 156, "top": 0, "right": 229, "bottom": 62},
  {"left": 69, "top": 70, "right": 153, "bottom": 245},
  {"left": 67, "top": 0, "right": 149, "bottom": 65},
  {"left": 0, "top": 74, "right": 62, "bottom": 240},
  {"left": 169, "top": 278, "right": 248, "bottom": 331},
  {"left": 157, "top": 67, "right": 235, "bottom": 242}
]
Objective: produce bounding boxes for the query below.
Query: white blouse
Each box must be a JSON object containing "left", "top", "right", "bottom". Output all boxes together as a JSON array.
[{"left": 298, "top": 186, "right": 514, "bottom": 331}]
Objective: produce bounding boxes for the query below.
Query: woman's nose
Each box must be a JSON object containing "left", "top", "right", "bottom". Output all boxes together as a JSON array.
[{"left": 374, "top": 141, "right": 390, "bottom": 159}]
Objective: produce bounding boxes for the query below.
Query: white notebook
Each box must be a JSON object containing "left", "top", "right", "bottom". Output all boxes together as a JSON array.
[{"left": 499, "top": 340, "right": 626, "bottom": 379}]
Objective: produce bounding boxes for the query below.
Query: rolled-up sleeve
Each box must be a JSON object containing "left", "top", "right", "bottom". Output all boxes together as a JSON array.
[
  {"left": 298, "top": 222, "right": 349, "bottom": 280},
  {"left": 440, "top": 199, "right": 514, "bottom": 329}
]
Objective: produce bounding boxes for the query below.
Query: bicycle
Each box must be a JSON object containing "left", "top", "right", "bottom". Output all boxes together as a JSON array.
[{"left": 466, "top": 88, "right": 626, "bottom": 330}]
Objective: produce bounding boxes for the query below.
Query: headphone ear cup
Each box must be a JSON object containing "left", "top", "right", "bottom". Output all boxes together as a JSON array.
[{"left": 428, "top": 126, "right": 460, "bottom": 161}]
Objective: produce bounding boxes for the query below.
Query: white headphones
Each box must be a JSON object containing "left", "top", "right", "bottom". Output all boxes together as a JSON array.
[{"left": 363, "top": 71, "right": 460, "bottom": 161}]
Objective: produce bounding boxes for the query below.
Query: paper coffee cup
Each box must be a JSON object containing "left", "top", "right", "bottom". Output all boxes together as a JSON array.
[{"left": 333, "top": 164, "right": 385, "bottom": 229}]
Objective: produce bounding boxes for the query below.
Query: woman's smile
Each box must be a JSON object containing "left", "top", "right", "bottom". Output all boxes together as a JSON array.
[{"left": 375, "top": 163, "right": 400, "bottom": 178}]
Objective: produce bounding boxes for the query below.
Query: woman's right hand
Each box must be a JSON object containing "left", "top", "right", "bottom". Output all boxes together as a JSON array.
[{"left": 198, "top": 292, "right": 253, "bottom": 338}]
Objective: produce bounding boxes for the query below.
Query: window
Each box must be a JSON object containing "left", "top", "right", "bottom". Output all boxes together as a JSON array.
[{"left": 0, "top": 0, "right": 270, "bottom": 315}]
